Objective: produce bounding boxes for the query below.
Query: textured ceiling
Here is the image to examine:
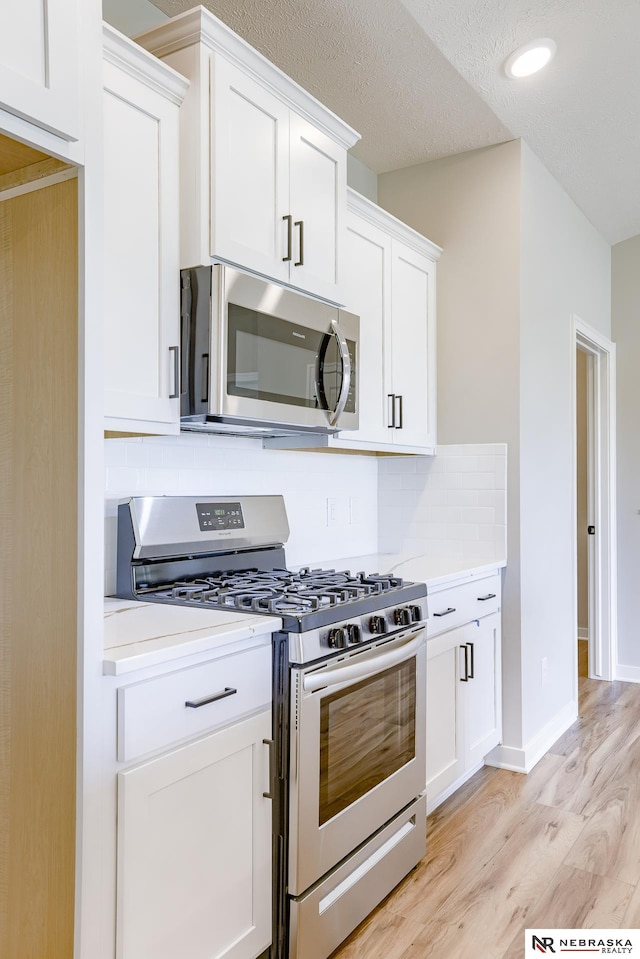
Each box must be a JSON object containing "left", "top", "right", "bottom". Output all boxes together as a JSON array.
[
  {"left": 150, "top": 0, "right": 512, "bottom": 172},
  {"left": 141, "top": 0, "right": 639, "bottom": 244}
]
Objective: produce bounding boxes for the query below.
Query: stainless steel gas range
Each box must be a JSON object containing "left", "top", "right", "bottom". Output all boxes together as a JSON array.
[{"left": 116, "top": 495, "right": 427, "bottom": 959}]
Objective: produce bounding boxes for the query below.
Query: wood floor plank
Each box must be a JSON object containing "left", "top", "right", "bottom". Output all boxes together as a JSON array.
[
  {"left": 500, "top": 865, "right": 633, "bottom": 959},
  {"left": 564, "top": 779, "right": 640, "bottom": 885},
  {"left": 535, "top": 705, "right": 640, "bottom": 816},
  {"left": 328, "top": 908, "right": 424, "bottom": 959},
  {"left": 621, "top": 877, "right": 640, "bottom": 927},
  {"left": 383, "top": 756, "right": 566, "bottom": 926},
  {"left": 393, "top": 806, "right": 585, "bottom": 959}
]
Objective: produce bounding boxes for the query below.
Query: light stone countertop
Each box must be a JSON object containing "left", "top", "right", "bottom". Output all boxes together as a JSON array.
[
  {"left": 296, "top": 554, "right": 506, "bottom": 590},
  {"left": 103, "top": 597, "right": 282, "bottom": 676}
]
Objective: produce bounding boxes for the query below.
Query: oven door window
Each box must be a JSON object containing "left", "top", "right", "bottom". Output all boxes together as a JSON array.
[
  {"left": 319, "top": 659, "right": 416, "bottom": 826},
  {"left": 227, "top": 303, "right": 355, "bottom": 413}
]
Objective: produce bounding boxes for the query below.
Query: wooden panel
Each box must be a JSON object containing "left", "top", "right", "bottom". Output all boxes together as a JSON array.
[
  {"left": 0, "top": 176, "right": 78, "bottom": 959},
  {"left": 0, "top": 132, "right": 49, "bottom": 175}
]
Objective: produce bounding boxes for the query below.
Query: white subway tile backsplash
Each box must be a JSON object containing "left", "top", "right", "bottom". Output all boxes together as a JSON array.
[
  {"left": 462, "top": 472, "right": 494, "bottom": 489},
  {"left": 105, "top": 439, "right": 507, "bottom": 596},
  {"left": 378, "top": 443, "right": 507, "bottom": 562},
  {"left": 446, "top": 455, "right": 478, "bottom": 473}
]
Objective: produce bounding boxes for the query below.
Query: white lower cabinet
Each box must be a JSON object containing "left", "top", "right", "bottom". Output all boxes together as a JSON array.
[
  {"left": 426, "top": 579, "right": 502, "bottom": 812},
  {"left": 117, "top": 708, "right": 272, "bottom": 959}
]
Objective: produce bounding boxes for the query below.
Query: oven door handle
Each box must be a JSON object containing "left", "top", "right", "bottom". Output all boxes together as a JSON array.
[{"left": 303, "top": 630, "right": 424, "bottom": 693}]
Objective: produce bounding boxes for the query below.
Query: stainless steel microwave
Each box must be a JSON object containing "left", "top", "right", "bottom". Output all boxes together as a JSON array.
[{"left": 179, "top": 265, "right": 359, "bottom": 436}]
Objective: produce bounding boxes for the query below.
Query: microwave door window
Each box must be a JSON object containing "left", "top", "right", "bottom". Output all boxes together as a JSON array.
[{"left": 227, "top": 304, "right": 323, "bottom": 409}]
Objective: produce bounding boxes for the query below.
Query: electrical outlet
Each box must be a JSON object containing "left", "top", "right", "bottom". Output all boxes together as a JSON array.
[
  {"left": 326, "top": 496, "right": 349, "bottom": 527},
  {"left": 541, "top": 656, "right": 548, "bottom": 687}
]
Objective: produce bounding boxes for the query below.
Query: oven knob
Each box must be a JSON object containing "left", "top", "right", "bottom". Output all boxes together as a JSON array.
[
  {"left": 328, "top": 627, "right": 349, "bottom": 649},
  {"left": 394, "top": 607, "right": 412, "bottom": 627},
  {"left": 369, "top": 615, "right": 386, "bottom": 634},
  {"left": 346, "top": 623, "right": 361, "bottom": 644},
  {"left": 409, "top": 605, "right": 422, "bottom": 623}
]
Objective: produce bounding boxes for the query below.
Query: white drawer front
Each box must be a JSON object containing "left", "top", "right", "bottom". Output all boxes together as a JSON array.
[
  {"left": 426, "top": 573, "right": 501, "bottom": 638},
  {"left": 118, "top": 644, "right": 272, "bottom": 762}
]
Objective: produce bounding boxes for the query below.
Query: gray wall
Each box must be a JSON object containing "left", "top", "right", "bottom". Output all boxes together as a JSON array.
[
  {"left": 612, "top": 234, "right": 640, "bottom": 672},
  {"left": 380, "top": 139, "right": 612, "bottom": 762}
]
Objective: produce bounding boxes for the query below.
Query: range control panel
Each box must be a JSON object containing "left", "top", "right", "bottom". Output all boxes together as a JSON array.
[{"left": 196, "top": 501, "right": 245, "bottom": 532}]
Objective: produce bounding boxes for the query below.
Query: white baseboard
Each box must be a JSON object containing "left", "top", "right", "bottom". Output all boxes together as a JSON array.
[
  {"left": 484, "top": 701, "right": 578, "bottom": 774},
  {"left": 426, "top": 760, "right": 485, "bottom": 814},
  {"left": 615, "top": 664, "right": 640, "bottom": 683},
  {"left": 578, "top": 629, "right": 589, "bottom": 641}
]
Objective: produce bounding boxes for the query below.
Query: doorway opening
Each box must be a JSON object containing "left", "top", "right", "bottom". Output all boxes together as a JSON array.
[{"left": 572, "top": 316, "right": 617, "bottom": 694}]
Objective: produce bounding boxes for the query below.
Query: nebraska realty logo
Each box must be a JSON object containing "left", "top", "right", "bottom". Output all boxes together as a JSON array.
[{"left": 526, "top": 930, "right": 639, "bottom": 955}]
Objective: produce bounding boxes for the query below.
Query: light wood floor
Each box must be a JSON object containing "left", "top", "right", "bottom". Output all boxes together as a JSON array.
[{"left": 331, "top": 641, "right": 640, "bottom": 959}]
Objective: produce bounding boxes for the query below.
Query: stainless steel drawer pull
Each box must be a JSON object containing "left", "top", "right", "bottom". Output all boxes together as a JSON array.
[
  {"left": 185, "top": 687, "right": 237, "bottom": 709},
  {"left": 387, "top": 394, "right": 396, "bottom": 428},
  {"left": 169, "top": 345, "right": 180, "bottom": 399},
  {"left": 294, "top": 219, "right": 304, "bottom": 266},
  {"left": 478, "top": 593, "right": 497, "bottom": 601},
  {"left": 433, "top": 607, "right": 456, "bottom": 617},
  {"left": 282, "top": 214, "right": 293, "bottom": 262},
  {"left": 460, "top": 644, "right": 469, "bottom": 682},
  {"left": 395, "top": 393, "right": 403, "bottom": 429},
  {"left": 263, "top": 738, "right": 274, "bottom": 799}
]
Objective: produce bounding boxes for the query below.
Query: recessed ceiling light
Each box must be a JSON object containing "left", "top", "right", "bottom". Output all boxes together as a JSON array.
[{"left": 504, "top": 38, "right": 556, "bottom": 79}]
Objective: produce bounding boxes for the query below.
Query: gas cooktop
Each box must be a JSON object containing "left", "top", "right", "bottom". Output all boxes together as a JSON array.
[{"left": 116, "top": 494, "right": 427, "bottom": 640}]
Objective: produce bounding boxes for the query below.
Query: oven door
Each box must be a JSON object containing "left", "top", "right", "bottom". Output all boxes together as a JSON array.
[{"left": 288, "top": 627, "right": 426, "bottom": 895}]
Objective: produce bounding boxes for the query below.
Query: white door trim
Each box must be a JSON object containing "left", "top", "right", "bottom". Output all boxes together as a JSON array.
[{"left": 572, "top": 315, "right": 617, "bottom": 683}]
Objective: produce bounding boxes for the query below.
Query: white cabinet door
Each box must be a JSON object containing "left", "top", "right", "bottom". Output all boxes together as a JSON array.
[
  {"left": 212, "top": 56, "right": 290, "bottom": 284},
  {"left": 390, "top": 240, "right": 436, "bottom": 449},
  {"left": 117, "top": 709, "right": 272, "bottom": 959},
  {"left": 426, "top": 627, "right": 465, "bottom": 803},
  {"left": 0, "top": 0, "right": 79, "bottom": 140},
  {"left": 336, "top": 212, "right": 392, "bottom": 445},
  {"left": 288, "top": 112, "right": 345, "bottom": 303},
  {"left": 463, "top": 613, "right": 502, "bottom": 770},
  {"left": 103, "top": 37, "right": 185, "bottom": 434}
]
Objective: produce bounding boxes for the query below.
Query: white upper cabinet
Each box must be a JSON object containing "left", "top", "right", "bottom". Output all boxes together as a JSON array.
[
  {"left": 102, "top": 24, "right": 189, "bottom": 435},
  {"left": 136, "top": 6, "right": 358, "bottom": 305},
  {"left": 0, "top": 0, "right": 79, "bottom": 141},
  {"left": 331, "top": 189, "right": 440, "bottom": 453}
]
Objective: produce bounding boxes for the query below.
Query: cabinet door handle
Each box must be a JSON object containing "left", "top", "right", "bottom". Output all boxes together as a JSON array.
[
  {"left": 477, "top": 593, "right": 496, "bottom": 601},
  {"left": 201, "top": 353, "right": 209, "bottom": 403},
  {"left": 185, "top": 687, "right": 237, "bottom": 709},
  {"left": 169, "top": 345, "right": 180, "bottom": 399},
  {"left": 395, "top": 394, "right": 403, "bottom": 429},
  {"left": 460, "top": 644, "right": 469, "bottom": 682},
  {"left": 387, "top": 393, "right": 396, "bottom": 428},
  {"left": 467, "top": 642, "right": 475, "bottom": 679},
  {"left": 282, "top": 214, "right": 293, "bottom": 262},
  {"left": 263, "top": 738, "right": 274, "bottom": 799},
  {"left": 433, "top": 607, "right": 456, "bottom": 617},
  {"left": 294, "top": 219, "right": 304, "bottom": 266}
]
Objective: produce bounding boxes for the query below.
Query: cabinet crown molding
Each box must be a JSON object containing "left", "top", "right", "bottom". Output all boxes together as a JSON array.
[
  {"left": 135, "top": 5, "right": 360, "bottom": 150},
  {"left": 347, "top": 188, "right": 442, "bottom": 261},
  {"left": 103, "top": 22, "right": 190, "bottom": 106}
]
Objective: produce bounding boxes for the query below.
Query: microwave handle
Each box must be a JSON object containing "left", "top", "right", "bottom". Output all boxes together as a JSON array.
[{"left": 327, "top": 319, "right": 352, "bottom": 427}]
